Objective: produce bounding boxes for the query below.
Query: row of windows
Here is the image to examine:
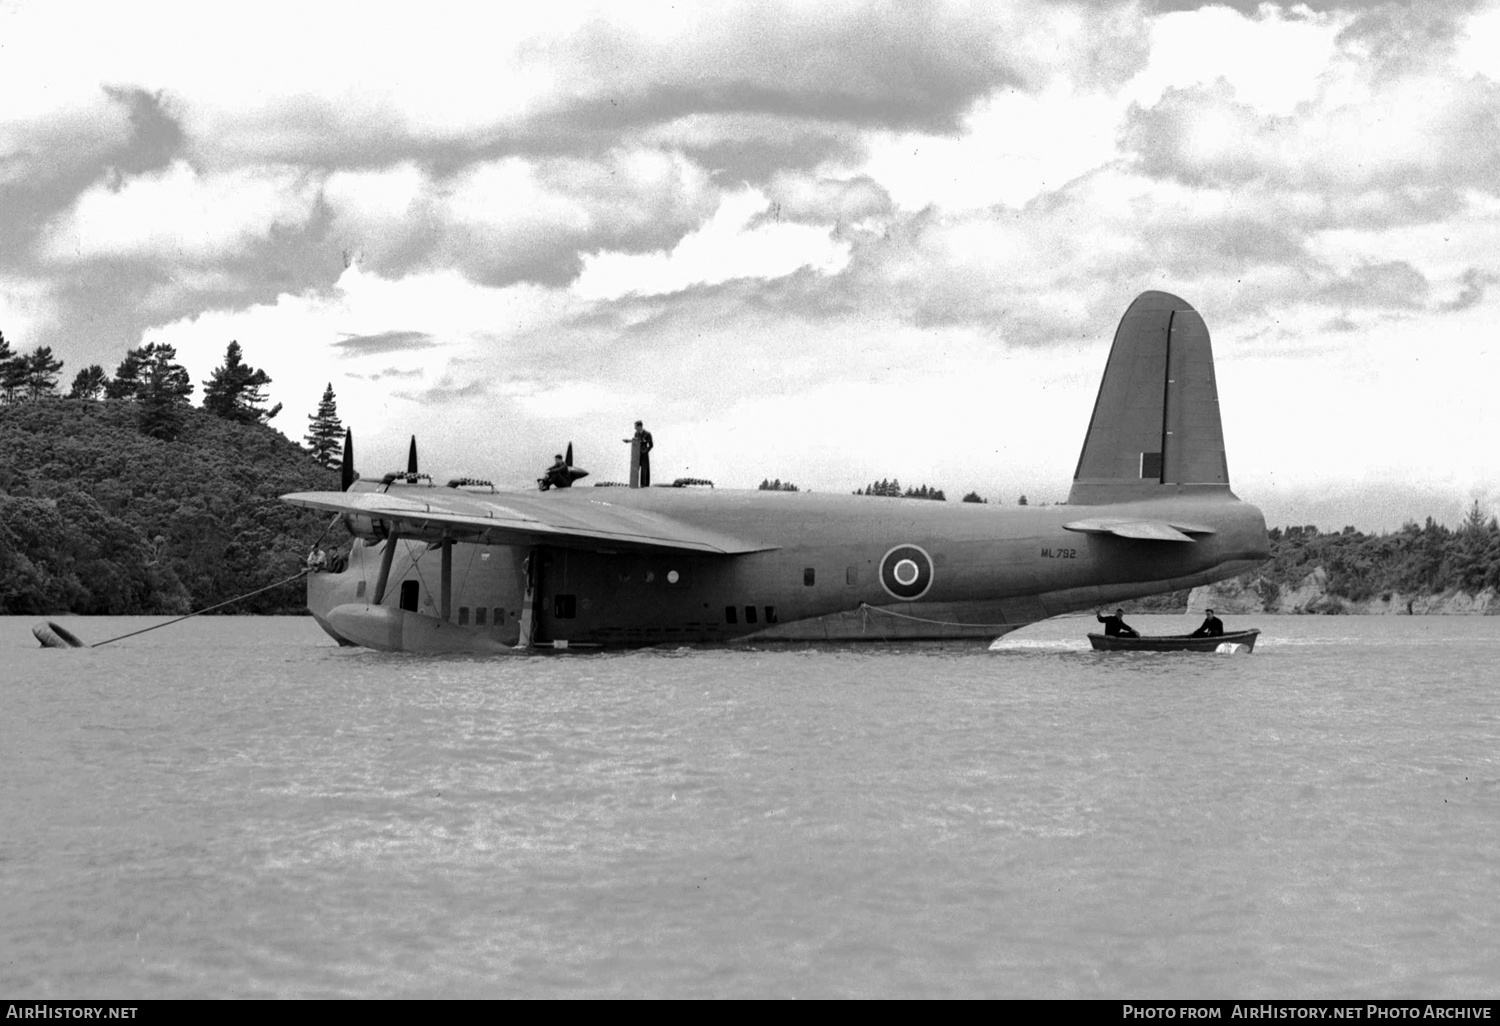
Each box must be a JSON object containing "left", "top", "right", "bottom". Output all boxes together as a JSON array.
[
  {"left": 726, "top": 605, "right": 777, "bottom": 625},
  {"left": 361, "top": 579, "right": 510, "bottom": 627},
  {"left": 548, "top": 597, "right": 783, "bottom": 626},
  {"left": 369, "top": 590, "right": 782, "bottom": 629},
  {"left": 456, "top": 606, "right": 506, "bottom": 627},
  {"left": 366, "top": 564, "right": 864, "bottom": 624}
]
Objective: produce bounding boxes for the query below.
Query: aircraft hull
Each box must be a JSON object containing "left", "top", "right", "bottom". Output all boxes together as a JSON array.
[{"left": 303, "top": 491, "right": 1269, "bottom": 654}]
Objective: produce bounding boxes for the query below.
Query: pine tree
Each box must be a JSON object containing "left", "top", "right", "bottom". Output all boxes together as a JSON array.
[
  {"left": 1463, "top": 499, "right": 1488, "bottom": 535},
  {"left": 24, "top": 346, "right": 65, "bottom": 400},
  {"left": 137, "top": 343, "right": 194, "bottom": 441},
  {"left": 105, "top": 347, "right": 147, "bottom": 399},
  {"left": 68, "top": 365, "right": 109, "bottom": 399},
  {"left": 3, "top": 358, "right": 30, "bottom": 402},
  {"left": 0, "top": 330, "right": 25, "bottom": 403},
  {"left": 303, "top": 383, "right": 343, "bottom": 469},
  {"left": 854, "top": 478, "right": 909, "bottom": 497},
  {"left": 202, "top": 340, "right": 281, "bottom": 424}
]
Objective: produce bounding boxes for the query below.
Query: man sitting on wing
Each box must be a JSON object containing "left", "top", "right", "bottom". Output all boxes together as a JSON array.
[{"left": 539, "top": 453, "right": 572, "bottom": 491}]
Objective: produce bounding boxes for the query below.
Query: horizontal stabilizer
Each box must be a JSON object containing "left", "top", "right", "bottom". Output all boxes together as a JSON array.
[{"left": 1063, "top": 517, "right": 1215, "bottom": 542}]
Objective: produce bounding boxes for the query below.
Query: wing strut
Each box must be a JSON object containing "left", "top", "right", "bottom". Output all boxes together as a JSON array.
[
  {"left": 373, "top": 532, "right": 400, "bottom": 605},
  {"left": 516, "top": 546, "right": 540, "bottom": 650},
  {"left": 440, "top": 537, "right": 453, "bottom": 623}
]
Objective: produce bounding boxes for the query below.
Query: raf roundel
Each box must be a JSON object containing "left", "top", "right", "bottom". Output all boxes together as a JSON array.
[{"left": 879, "top": 544, "right": 934, "bottom": 601}]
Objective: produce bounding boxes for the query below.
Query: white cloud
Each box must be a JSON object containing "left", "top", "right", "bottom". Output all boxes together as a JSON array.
[
  {"left": 322, "top": 164, "right": 428, "bottom": 226},
  {"left": 1454, "top": 0, "right": 1500, "bottom": 80},
  {"left": 863, "top": 83, "right": 1124, "bottom": 212},
  {"left": 320, "top": 149, "right": 720, "bottom": 284},
  {"left": 141, "top": 263, "right": 599, "bottom": 451},
  {"left": 1122, "top": 4, "right": 1347, "bottom": 115},
  {"left": 859, "top": 4, "right": 1346, "bottom": 215},
  {"left": 760, "top": 172, "right": 891, "bottom": 226},
  {"left": 40, "top": 161, "right": 318, "bottom": 262},
  {"left": 0, "top": 275, "right": 51, "bottom": 348},
  {"left": 573, "top": 188, "right": 850, "bottom": 301},
  {"left": 0, "top": 3, "right": 575, "bottom": 156}
]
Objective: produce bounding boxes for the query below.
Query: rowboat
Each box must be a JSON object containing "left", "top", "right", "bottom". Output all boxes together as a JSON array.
[{"left": 1087, "top": 628, "right": 1260, "bottom": 653}]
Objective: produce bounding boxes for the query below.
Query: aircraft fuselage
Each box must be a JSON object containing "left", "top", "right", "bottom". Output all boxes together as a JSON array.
[{"left": 308, "top": 485, "right": 1268, "bottom": 652}]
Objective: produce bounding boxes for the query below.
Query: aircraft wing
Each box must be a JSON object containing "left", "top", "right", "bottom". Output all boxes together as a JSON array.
[
  {"left": 282, "top": 489, "right": 777, "bottom": 555},
  {"left": 1062, "top": 517, "right": 1217, "bottom": 543}
]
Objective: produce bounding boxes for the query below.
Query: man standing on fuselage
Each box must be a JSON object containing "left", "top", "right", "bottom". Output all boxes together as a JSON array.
[{"left": 627, "top": 420, "right": 654, "bottom": 486}]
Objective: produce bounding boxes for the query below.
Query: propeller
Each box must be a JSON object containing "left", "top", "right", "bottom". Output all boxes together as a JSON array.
[
  {"left": 341, "top": 428, "right": 355, "bottom": 491},
  {"left": 407, "top": 435, "right": 418, "bottom": 475},
  {"left": 564, "top": 441, "right": 588, "bottom": 484}
]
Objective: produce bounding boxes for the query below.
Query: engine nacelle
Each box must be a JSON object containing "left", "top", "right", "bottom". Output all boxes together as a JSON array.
[{"left": 341, "top": 513, "right": 388, "bottom": 542}]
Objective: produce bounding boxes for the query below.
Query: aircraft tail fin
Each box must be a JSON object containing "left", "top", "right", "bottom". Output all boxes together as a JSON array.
[{"left": 1068, "top": 291, "right": 1231, "bottom": 506}]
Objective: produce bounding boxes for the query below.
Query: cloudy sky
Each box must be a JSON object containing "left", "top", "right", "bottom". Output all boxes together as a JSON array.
[{"left": 4, "top": 0, "right": 1499, "bottom": 531}]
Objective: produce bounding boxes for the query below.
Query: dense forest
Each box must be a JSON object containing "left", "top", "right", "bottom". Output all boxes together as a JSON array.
[
  {"left": 1248, "top": 514, "right": 1500, "bottom": 602},
  {"left": 1126, "top": 512, "right": 1500, "bottom": 612},
  {"left": 1, "top": 399, "right": 345, "bottom": 615}
]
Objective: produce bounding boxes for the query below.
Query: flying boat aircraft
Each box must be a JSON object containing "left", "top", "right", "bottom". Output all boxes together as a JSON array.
[{"left": 283, "top": 291, "right": 1271, "bottom": 653}]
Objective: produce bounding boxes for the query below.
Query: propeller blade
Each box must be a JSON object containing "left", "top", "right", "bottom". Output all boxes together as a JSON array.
[
  {"left": 565, "top": 442, "right": 573, "bottom": 467},
  {"left": 407, "top": 435, "right": 418, "bottom": 475},
  {"left": 341, "top": 429, "right": 355, "bottom": 491}
]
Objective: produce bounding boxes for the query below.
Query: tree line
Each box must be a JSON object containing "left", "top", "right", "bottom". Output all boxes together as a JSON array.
[
  {"left": 1251, "top": 508, "right": 1500, "bottom": 603},
  {"left": 1, "top": 329, "right": 345, "bottom": 469},
  {"left": 854, "top": 479, "right": 947, "bottom": 500},
  {"left": 757, "top": 474, "right": 1045, "bottom": 504}
]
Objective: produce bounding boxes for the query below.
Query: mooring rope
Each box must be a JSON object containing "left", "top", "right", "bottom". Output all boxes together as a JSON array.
[
  {"left": 856, "top": 602, "right": 1016, "bottom": 631},
  {"left": 88, "top": 568, "right": 312, "bottom": 648}
]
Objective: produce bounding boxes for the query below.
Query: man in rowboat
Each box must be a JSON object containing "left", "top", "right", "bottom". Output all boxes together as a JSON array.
[
  {"left": 1096, "top": 608, "right": 1139, "bottom": 638},
  {"left": 1190, "top": 609, "right": 1225, "bottom": 637}
]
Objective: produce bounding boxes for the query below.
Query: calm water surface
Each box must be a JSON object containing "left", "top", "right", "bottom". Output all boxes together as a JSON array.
[{"left": 2, "top": 613, "right": 1498, "bottom": 998}]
